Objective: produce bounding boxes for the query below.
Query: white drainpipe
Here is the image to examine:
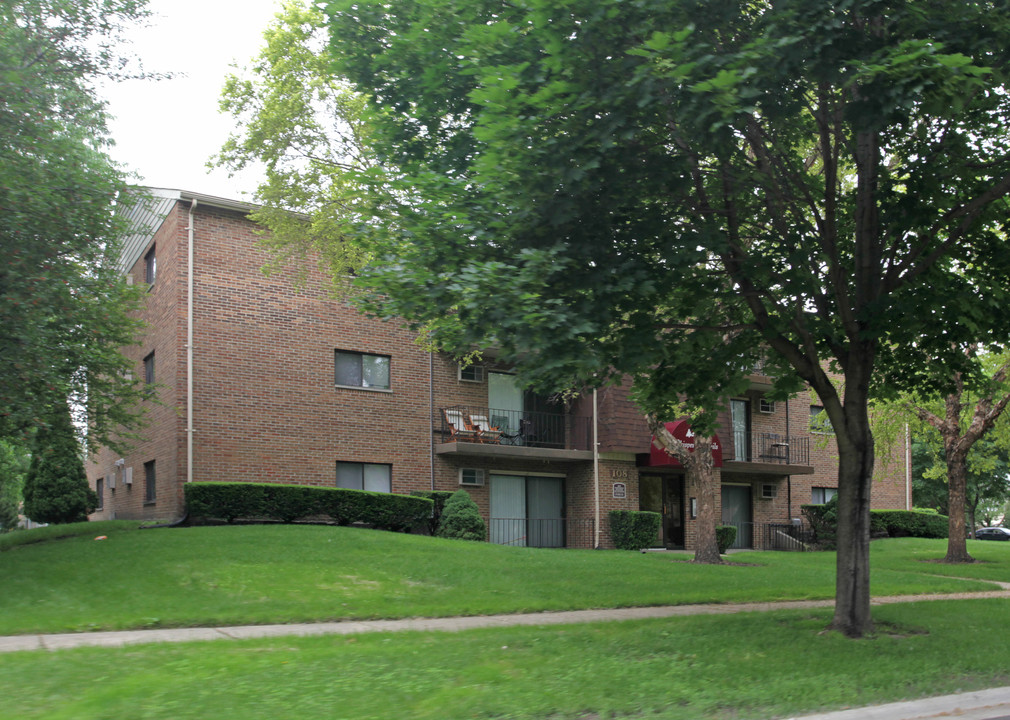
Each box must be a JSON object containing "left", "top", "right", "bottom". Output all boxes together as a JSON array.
[
  {"left": 593, "top": 388, "right": 600, "bottom": 549},
  {"left": 186, "top": 199, "right": 197, "bottom": 485}
]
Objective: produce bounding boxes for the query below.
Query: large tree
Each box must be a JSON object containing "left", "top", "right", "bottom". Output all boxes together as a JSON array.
[
  {"left": 0, "top": 0, "right": 150, "bottom": 451},
  {"left": 322, "top": 0, "right": 1010, "bottom": 637}
]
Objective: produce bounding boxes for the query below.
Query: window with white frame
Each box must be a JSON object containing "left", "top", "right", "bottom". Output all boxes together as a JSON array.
[
  {"left": 458, "top": 364, "right": 484, "bottom": 382},
  {"left": 336, "top": 462, "right": 391, "bottom": 493},
  {"left": 811, "top": 487, "right": 837, "bottom": 504},
  {"left": 335, "top": 351, "right": 390, "bottom": 389}
]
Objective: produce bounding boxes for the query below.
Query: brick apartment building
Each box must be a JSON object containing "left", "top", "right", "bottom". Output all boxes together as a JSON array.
[{"left": 86, "top": 188, "right": 911, "bottom": 550}]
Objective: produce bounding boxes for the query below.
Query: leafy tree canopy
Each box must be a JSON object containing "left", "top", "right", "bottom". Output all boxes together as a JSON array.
[
  {"left": 0, "top": 0, "right": 151, "bottom": 451},
  {"left": 321, "top": 0, "right": 1010, "bottom": 636}
]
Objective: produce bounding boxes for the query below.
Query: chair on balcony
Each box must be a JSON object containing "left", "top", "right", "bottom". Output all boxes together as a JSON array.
[
  {"left": 469, "top": 414, "right": 502, "bottom": 444},
  {"left": 443, "top": 408, "right": 480, "bottom": 443}
]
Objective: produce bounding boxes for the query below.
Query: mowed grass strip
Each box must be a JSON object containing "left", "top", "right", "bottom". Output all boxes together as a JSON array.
[
  {"left": 4, "top": 599, "right": 1010, "bottom": 720},
  {"left": 1, "top": 523, "right": 1005, "bottom": 635}
]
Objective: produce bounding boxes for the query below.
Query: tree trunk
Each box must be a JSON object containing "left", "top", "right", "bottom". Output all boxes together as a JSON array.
[
  {"left": 690, "top": 436, "right": 722, "bottom": 564},
  {"left": 944, "top": 450, "right": 974, "bottom": 563},
  {"left": 831, "top": 408, "right": 875, "bottom": 638}
]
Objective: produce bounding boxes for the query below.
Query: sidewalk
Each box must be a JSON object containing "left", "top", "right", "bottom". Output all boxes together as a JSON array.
[{"left": 786, "top": 686, "right": 1010, "bottom": 720}]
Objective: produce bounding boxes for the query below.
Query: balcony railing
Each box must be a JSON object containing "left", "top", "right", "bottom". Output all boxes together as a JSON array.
[
  {"left": 439, "top": 405, "right": 592, "bottom": 451},
  {"left": 488, "top": 517, "right": 596, "bottom": 548},
  {"left": 726, "top": 432, "right": 810, "bottom": 466}
]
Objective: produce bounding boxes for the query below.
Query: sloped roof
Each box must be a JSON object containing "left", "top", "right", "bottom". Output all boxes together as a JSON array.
[{"left": 116, "top": 187, "right": 258, "bottom": 274}]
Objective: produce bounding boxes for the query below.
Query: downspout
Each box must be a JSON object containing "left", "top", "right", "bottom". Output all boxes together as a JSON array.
[
  {"left": 786, "top": 396, "right": 792, "bottom": 520},
  {"left": 905, "top": 422, "right": 911, "bottom": 510},
  {"left": 593, "top": 388, "right": 600, "bottom": 549},
  {"left": 429, "top": 350, "right": 435, "bottom": 491},
  {"left": 186, "top": 199, "right": 197, "bottom": 486}
]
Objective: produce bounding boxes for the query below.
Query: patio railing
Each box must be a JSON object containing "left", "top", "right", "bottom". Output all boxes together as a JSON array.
[
  {"left": 726, "top": 432, "right": 811, "bottom": 466},
  {"left": 488, "top": 517, "right": 595, "bottom": 549},
  {"left": 439, "top": 405, "right": 592, "bottom": 451},
  {"left": 720, "top": 521, "right": 814, "bottom": 551}
]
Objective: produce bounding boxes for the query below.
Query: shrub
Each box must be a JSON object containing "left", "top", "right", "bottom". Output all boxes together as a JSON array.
[
  {"left": 608, "top": 510, "right": 661, "bottom": 550},
  {"left": 801, "top": 496, "right": 839, "bottom": 549},
  {"left": 715, "top": 525, "right": 738, "bottom": 554},
  {"left": 872, "top": 509, "right": 948, "bottom": 539},
  {"left": 411, "top": 490, "right": 455, "bottom": 534},
  {"left": 22, "top": 405, "right": 97, "bottom": 525},
  {"left": 184, "top": 482, "right": 432, "bottom": 531},
  {"left": 436, "top": 490, "right": 487, "bottom": 541}
]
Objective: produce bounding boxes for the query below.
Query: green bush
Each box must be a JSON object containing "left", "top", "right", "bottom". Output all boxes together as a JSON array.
[
  {"left": 715, "top": 525, "right": 738, "bottom": 554},
  {"left": 436, "top": 490, "right": 487, "bottom": 541},
  {"left": 872, "top": 509, "right": 948, "bottom": 539},
  {"left": 802, "top": 497, "right": 948, "bottom": 547},
  {"left": 23, "top": 405, "right": 97, "bottom": 525},
  {"left": 608, "top": 510, "right": 661, "bottom": 550},
  {"left": 411, "top": 490, "right": 455, "bottom": 535},
  {"left": 184, "top": 482, "right": 432, "bottom": 532}
]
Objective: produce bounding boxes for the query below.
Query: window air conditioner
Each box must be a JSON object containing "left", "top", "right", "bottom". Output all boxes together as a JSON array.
[
  {"left": 459, "top": 468, "right": 486, "bottom": 486},
  {"left": 761, "top": 484, "right": 777, "bottom": 499},
  {"left": 107, "top": 472, "right": 115, "bottom": 490},
  {"left": 123, "top": 466, "right": 133, "bottom": 485},
  {"left": 759, "top": 398, "right": 775, "bottom": 413}
]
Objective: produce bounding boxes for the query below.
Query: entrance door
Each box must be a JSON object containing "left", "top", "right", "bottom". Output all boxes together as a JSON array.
[
  {"left": 490, "top": 474, "right": 565, "bottom": 547},
  {"left": 490, "top": 475, "right": 526, "bottom": 546},
  {"left": 638, "top": 475, "right": 685, "bottom": 548},
  {"left": 721, "top": 484, "right": 753, "bottom": 548}
]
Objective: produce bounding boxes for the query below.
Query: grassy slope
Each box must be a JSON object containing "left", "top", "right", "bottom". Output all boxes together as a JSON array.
[
  {"left": 4, "top": 600, "right": 1010, "bottom": 719},
  {"left": 0, "top": 522, "right": 1003, "bottom": 635}
]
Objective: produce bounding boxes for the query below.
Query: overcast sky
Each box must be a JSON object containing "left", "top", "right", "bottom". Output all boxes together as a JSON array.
[{"left": 100, "top": 0, "right": 284, "bottom": 201}]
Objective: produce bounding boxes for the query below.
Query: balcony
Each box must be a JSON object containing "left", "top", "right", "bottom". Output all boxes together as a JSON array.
[
  {"left": 436, "top": 405, "right": 594, "bottom": 462},
  {"left": 723, "top": 432, "right": 814, "bottom": 475}
]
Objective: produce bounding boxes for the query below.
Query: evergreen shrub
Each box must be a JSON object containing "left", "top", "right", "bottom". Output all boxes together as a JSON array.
[
  {"left": 185, "top": 482, "right": 431, "bottom": 531},
  {"left": 608, "top": 510, "right": 661, "bottom": 550},
  {"left": 435, "top": 489, "right": 487, "bottom": 541},
  {"left": 23, "top": 406, "right": 97, "bottom": 524},
  {"left": 715, "top": 525, "right": 738, "bottom": 554},
  {"left": 410, "top": 490, "right": 455, "bottom": 534}
]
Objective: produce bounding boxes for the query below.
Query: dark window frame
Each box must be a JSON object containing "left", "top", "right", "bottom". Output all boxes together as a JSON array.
[
  {"left": 335, "top": 461, "right": 391, "bottom": 493},
  {"left": 144, "top": 245, "right": 156, "bottom": 286},
  {"left": 334, "top": 350, "right": 391, "bottom": 390},
  {"left": 144, "top": 460, "right": 156, "bottom": 504}
]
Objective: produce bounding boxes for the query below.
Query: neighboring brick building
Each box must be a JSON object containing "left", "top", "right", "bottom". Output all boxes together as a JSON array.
[{"left": 87, "top": 188, "right": 910, "bottom": 549}]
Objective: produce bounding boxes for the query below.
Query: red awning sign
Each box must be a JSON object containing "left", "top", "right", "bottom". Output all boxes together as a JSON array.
[{"left": 648, "top": 420, "right": 723, "bottom": 468}]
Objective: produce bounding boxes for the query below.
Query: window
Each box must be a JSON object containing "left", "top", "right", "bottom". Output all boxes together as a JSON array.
[
  {"left": 143, "top": 351, "right": 155, "bottom": 388},
  {"left": 144, "top": 460, "right": 156, "bottom": 504},
  {"left": 458, "top": 364, "right": 485, "bottom": 382},
  {"left": 335, "top": 351, "right": 390, "bottom": 390},
  {"left": 96, "top": 478, "right": 104, "bottom": 510},
  {"left": 812, "top": 487, "right": 837, "bottom": 504},
  {"left": 809, "top": 405, "right": 832, "bottom": 434},
  {"left": 336, "top": 462, "right": 391, "bottom": 493},
  {"left": 144, "top": 245, "right": 156, "bottom": 285}
]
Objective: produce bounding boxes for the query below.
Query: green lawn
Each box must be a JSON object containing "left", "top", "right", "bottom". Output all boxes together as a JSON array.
[
  {"left": 5, "top": 524, "right": 1010, "bottom": 719},
  {"left": 4, "top": 599, "right": 1010, "bottom": 719},
  {"left": 0, "top": 523, "right": 1002, "bottom": 635}
]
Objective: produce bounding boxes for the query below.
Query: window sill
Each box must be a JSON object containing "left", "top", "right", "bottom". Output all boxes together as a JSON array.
[
  {"left": 334, "top": 384, "right": 393, "bottom": 394},
  {"left": 144, "top": 501, "right": 156, "bottom": 506}
]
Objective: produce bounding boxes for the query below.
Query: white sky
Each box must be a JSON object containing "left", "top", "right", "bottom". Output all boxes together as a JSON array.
[{"left": 100, "top": 0, "right": 285, "bottom": 201}]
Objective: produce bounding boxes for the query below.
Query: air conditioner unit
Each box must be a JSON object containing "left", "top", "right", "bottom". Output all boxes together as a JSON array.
[
  {"left": 106, "top": 472, "right": 115, "bottom": 490},
  {"left": 459, "top": 468, "right": 486, "bottom": 486},
  {"left": 123, "top": 466, "right": 133, "bottom": 485},
  {"left": 761, "top": 484, "right": 777, "bottom": 499},
  {"left": 759, "top": 398, "right": 775, "bottom": 413},
  {"left": 458, "top": 364, "right": 485, "bottom": 383}
]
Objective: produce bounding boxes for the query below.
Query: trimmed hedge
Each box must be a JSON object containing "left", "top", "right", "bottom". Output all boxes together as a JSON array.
[
  {"left": 410, "top": 490, "right": 455, "bottom": 535},
  {"left": 184, "top": 482, "right": 432, "bottom": 532},
  {"left": 609, "top": 510, "right": 661, "bottom": 550},
  {"left": 436, "top": 490, "right": 487, "bottom": 541},
  {"left": 802, "top": 497, "right": 948, "bottom": 548},
  {"left": 715, "top": 525, "right": 738, "bottom": 554}
]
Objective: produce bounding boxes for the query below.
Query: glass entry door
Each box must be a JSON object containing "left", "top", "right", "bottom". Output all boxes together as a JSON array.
[{"left": 639, "top": 475, "right": 685, "bottom": 549}]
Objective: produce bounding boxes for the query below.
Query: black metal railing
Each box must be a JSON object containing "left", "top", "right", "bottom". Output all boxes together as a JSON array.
[
  {"left": 726, "top": 432, "right": 810, "bottom": 466},
  {"left": 439, "top": 405, "right": 592, "bottom": 451},
  {"left": 488, "top": 518, "right": 596, "bottom": 549},
  {"left": 720, "top": 521, "right": 813, "bottom": 551}
]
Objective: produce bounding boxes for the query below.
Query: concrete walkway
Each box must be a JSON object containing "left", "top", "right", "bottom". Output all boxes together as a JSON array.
[{"left": 6, "top": 590, "right": 1010, "bottom": 719}]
